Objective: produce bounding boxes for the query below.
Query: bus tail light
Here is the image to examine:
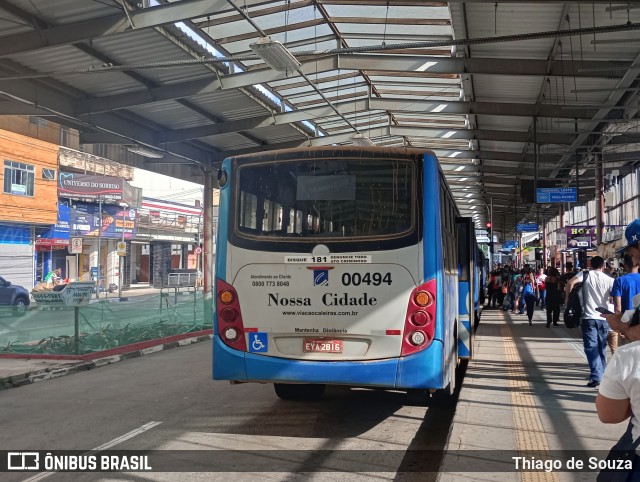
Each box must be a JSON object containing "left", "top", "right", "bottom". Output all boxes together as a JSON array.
[
  {"left": 216, "top": 279, "right": 247, "bottom": 351},
  {"left": 402, "top": 279, "right": 436, "bottom": 356}
]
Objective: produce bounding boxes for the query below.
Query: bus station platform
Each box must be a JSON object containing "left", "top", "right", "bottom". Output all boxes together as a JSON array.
[
  {"left": 441, "top": 307, "right": 628, "bottom": 481},
  {"left": 0, "top": 296, "right": 631, "bottom": 481}
]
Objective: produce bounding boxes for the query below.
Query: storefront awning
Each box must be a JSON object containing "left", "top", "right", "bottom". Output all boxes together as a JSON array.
[{"left": 35, "top": 238, "right": 69, "bottom": 251}]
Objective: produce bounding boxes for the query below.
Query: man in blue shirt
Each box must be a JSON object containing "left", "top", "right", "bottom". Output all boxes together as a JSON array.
[
  {"left": 608, "top": 219, "right": 640, "bottom": 349},
  {"left": 611, "top": 254, "right": 640, "bottom": 313}
]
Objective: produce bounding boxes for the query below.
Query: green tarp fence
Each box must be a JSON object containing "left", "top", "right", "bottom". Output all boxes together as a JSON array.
[{"left": 0, "top": 290, "right": 207, "bottom": 355}]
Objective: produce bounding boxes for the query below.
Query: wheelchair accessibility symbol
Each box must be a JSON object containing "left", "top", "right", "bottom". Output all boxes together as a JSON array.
[{"left": 249, "top": 332, "right": 268, "bottom": 353}]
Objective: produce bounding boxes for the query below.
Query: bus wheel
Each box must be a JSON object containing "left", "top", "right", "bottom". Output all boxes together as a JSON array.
[{"left": 274, "top": 383, "right": 326, "bottom": 401}]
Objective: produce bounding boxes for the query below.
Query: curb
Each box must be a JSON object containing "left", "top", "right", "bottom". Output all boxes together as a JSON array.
[{"left": 0, "top": 333, "right": 213, "bottom": 391}]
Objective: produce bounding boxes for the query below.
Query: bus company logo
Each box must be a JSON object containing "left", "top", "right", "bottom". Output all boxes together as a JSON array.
[{"left": 307, "top": 266, "right": 333, "bottom": 287}]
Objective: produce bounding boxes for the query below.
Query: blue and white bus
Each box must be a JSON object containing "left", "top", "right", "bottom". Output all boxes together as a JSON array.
[{"left": 213, "top": 147, "right": 478, "bottom": 401}]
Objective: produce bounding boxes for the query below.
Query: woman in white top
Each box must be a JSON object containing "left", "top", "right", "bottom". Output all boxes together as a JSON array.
[{"left": 597, "top": 310, "right": 640, "bottom": 481}]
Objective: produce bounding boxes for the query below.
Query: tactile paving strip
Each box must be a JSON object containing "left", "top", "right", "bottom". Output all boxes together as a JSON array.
[{"left": 501, "top": 324, "right": 559, "bottom": 482}]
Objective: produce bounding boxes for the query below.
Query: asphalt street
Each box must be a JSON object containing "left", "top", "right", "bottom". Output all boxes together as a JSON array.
[{"left": 0, "top": 340, "right": 456, "bottom": 482}]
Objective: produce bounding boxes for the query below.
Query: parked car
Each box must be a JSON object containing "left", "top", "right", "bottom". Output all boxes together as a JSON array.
[{"left": 0, "top": 276, "right": 30, "bottom": 314}]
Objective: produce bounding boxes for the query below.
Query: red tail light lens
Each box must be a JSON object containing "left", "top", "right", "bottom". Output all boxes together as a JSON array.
[
  {"left": 216, "top": 279, "right": 247, "bottom": 351},
  {"left": 411, "top": 311, "right": 430, "bottom": 326},
  {"left": 402, "top": 279, "right": 436, "bottom": 356},
  {"left": 221, "top": 308, "right": 237, "bottom": 323}
]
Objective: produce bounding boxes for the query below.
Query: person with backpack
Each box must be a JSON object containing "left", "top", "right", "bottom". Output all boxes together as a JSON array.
[{"left": 565, "top": 256, "right": 615, "bottom": 388}]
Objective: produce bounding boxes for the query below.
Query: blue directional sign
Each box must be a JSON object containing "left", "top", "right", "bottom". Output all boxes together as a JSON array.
[
  {"left": 503, "top": 240, "right": 519, "bottom": 250},
  {"left": 536, "top": 187, "right": 577, "bottom": 203},
  {"left": 517, "top": 223, "right": 539, "bottom": 232}
]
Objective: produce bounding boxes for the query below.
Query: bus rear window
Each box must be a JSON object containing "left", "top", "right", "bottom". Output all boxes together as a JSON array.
[{"left": 234, "top": 159, "right": 415, "bottom": 241}]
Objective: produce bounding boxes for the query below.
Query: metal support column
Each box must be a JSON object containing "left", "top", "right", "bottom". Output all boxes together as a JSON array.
[
  {"left": 96, "top": 196, "right": 102, "bottom": 300},
  {"left": 203, "top": 169, "right": 214, "bottom": 324},
  {"left": 595, "top": 149, "right": 605, "bottom": 246},
  {"left": 489, "top": 197, "right": 493, "bottom": 268}
]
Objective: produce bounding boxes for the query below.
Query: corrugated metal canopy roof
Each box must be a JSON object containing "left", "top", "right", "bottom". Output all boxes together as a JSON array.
[{"left": 0, "top": 0, "right": 640, "bottom": 235}]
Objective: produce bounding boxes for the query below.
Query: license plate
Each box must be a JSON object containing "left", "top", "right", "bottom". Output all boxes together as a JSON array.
[{"left": 303, "top": 339, "right": 343, "bottom": 353}]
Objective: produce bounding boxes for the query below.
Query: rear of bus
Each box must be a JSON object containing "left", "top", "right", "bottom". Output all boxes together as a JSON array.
[{"left": 213, "top": 147, "right": 456, "bottom": 396}]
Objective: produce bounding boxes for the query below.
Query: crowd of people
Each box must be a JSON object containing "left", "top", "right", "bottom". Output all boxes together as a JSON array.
[
  {"left": 485, "top": 261, "right": 573, "bottom": 327},
  {"left": 486, "top": 219, "right": 640, "bottom": 477}
]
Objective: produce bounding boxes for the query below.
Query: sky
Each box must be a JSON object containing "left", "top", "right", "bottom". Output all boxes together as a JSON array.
[{"left": 130, "top": 168, "right": 204, "bottom": 206}]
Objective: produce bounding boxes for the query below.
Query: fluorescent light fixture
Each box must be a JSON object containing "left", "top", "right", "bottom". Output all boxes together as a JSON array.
[
  {"left": 465, "top": 193, "right": 473, "bottom": 198},
  {"left": 351, "top": 133, "right": 376, "bottom": 146},
  {"left": 454, "top": 166, "right": 465, "bottom": 172},
  {"left": 459, "top": 177, "right": 468, "bottom": 181},
  {"left": 250, "top": 37, "right": 301, "bottom": 72},
  {"left": 442, "top": 131, "right": 456, "bottom": 139},
  {"left": 127, "top": 145, "right": 164, "bottom": 158},
  {"left": 569, "top": 168, "right": 588, "bottom": 176},
  {"left": 431, "top": 104, "right": 447, "bottom": 113},
  {"left": 470, "top": 205, "right": 476, "bottom": 209},
  {"left": 448, "top": 151, "right": 461, "bottom": 158},
  {"left": 416, "top": 61, "right": 438, "bottom": 72}
]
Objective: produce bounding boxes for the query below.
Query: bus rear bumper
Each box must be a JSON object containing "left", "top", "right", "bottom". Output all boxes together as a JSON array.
[{"left": 213, "top": 336, "right": 447, "bottom": 389}]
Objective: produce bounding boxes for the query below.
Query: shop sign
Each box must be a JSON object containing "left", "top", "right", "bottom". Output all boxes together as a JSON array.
[
  {"left": 35, "top": 238, "right": 69, "bottom": 250},
  {"left": 70, "top": 202, "right": 138, "bottom": 239},
  {"left": 603, "top": 226, "right": 625, "bottom": 243},
  {"left": 58, "top": 173, "right": 124, "bottom": 202},
  {"left": 565, "top": 225, "right": 625, "bottom": 250}
]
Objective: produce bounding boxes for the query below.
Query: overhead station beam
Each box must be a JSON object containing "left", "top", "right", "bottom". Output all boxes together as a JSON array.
[
  {"left": 0, "top": 64, "right": 213, "bottom": 167},
  {"left": 79, "top": 97, "right": 597, "bottom": 143},
  {"left": 70, "top": 55, "right": 626, "bottom": 115},
  {"left": 0, "top": 0, "right": 269, "bottom": 57},
  {"left": 79, "top": 96, "right": 607, "bottom": 144},
  {"left": 0, "top": 101, "right": 50, "bottom": 115},
  {"left": 388, "top": 125, "right": 576, "bottom": 145}
]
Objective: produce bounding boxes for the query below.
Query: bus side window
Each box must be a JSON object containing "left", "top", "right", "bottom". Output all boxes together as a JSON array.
[{"left": 240, "top": 191, "right": 258, "bottom": 229}]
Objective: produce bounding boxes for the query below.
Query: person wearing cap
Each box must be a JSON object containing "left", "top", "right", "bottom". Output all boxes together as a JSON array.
[
  {"left": 608, "top": 219, "right": 640, "bottom": 338},
  {"left": 565, "top": 256, "right": 615, "bottom": 388}
]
